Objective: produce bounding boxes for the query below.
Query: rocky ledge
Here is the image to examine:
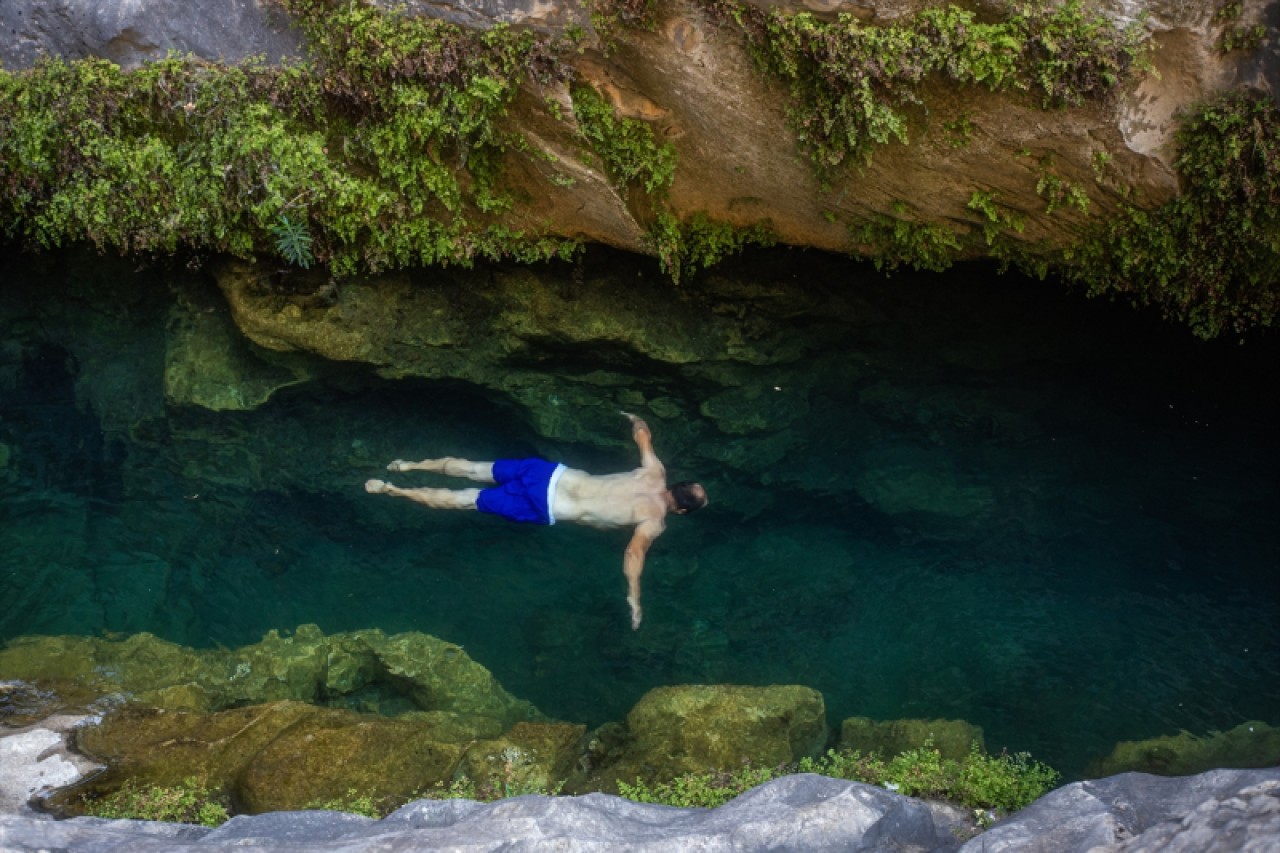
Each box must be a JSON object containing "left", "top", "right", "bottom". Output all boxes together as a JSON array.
[{"left": 0, "top": 769, "right": 1276, "bottom": 852}]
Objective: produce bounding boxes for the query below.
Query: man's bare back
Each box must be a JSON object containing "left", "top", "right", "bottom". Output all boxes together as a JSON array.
[{"left": 365, "top": 413, "right": 707, "bottom": 629}]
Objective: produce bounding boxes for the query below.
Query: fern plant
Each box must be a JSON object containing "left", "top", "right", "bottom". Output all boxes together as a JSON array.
[{"left": 271, "top": 215, "right": 315, "bottom": 268}]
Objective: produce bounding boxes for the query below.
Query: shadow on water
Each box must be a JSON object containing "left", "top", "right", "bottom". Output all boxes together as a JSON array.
[{"left": 0, "top": 247, "right": 1277, "bottom": 780}]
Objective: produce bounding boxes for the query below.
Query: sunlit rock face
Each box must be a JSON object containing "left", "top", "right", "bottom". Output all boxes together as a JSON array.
[{"left": 1, "top": 0, "right": 1272, "bottom": 261}]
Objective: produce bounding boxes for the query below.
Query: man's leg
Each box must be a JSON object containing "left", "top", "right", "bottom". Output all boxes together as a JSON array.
[
  {"left": 386, "top": 457, "right": 495, "bottom": 482},
  {"left": 365, "top": 480, "right": 481, "bottom": 510}
]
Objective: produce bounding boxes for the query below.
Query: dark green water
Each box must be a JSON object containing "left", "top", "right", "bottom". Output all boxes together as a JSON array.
[{"left": 1, "top": 248, "right": 1277, "bottom": 780}]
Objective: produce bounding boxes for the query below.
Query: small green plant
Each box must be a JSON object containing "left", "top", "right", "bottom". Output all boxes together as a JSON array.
[
  {"left": 967, "top": 190, "right": 1026, "bottom": 246},
  {"left": 304, "top": 788, "right": 386, "bottom": 818},
  {"left": 618, "top": 762, "right": 787, "bottom": 808},
  {"left": 618, "top": 741, "right": 1060, "bottom": 814},
  {"left": 1090, "top": 150, "right": 1113, "bottom": 182},
  {"left": 1035, "top": 160, "right": 1090, "bottom": 215},
  {"left": 943, "top": 114, "right": 974, "bottom": 149},
  {"left": 586, "top": 0, "right": 658, "bottom": 52},
  {"left": 271, "top": 215, "right": 315, "bottom": 268},
  {"left": 1219, "top": 24, "right": 1266, "bottom": 54},
  {"left": 571, "top": 84, "right": 677, "bottom": 195},
  {"left": 854, "top": 213, "right": 962, "bottom": 273},
  {"left": 81, "top": 778, "right": 230, "bottom": 827},
  {"left": 654, "top": 211, "right": 777, "bottom": 282}
]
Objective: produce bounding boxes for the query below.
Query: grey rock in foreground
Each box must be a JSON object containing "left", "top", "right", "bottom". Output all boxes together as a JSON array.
[
  {"left": 1, "top": 769, "right": 1278, "bottom": 852},
  {"left": 968, "top": 768, "right": 1280, "bottom": 853}
]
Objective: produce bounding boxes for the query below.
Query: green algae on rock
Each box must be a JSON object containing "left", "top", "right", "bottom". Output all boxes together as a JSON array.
[
  {"left": 589, "top": 684, "right": 829, "bottom": 789},
  {"left": 1086, "top": 720, "right": 1280, "bottom": 778},
  {"left": 839, "top": 715, "right": 985, "bottom": 762},
  {"left": 0, "top": 625, "right": 542, "bottom": 727}
]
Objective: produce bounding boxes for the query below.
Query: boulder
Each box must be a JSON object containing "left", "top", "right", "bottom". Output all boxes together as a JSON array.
[
  {"left": 840, "top": 715, "right": 985, "bottom": 761},
  {"left": 455, "top": 721, "right": 588, "bottom": 797},
  {"left": 597, "top": 684, "right": 829, "bottom": 787},
  {"left": 0, "top": 626, "right": 543, "bottom": 728},
  {"left": 1087, "top": 720, "right": 1280, "bottom": 779}
]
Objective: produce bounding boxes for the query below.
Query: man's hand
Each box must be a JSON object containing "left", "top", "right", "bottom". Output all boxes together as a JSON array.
[
  {"left": 628, "top": 596, "right": 643, "bottom": 631},
  {"left": 621, "top": 410, "right": 651, "bottom": 437}
]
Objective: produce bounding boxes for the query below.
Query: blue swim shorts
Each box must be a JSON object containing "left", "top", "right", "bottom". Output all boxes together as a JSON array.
[{"left": 476, "top": 458, "right": 566, "bottom": 525}]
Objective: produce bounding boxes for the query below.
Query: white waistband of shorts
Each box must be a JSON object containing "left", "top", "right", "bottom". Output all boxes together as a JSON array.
[{"left": 546, "top": 463, "right": 566, "bottom": 526}]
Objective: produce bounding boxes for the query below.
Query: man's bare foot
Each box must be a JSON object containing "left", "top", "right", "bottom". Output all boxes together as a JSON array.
[
  {"left": 365, "top": 479, "right": 390, "bottom": 494},
  {"left": 387, "top": 460, "right": 410, "bottom": 472}
]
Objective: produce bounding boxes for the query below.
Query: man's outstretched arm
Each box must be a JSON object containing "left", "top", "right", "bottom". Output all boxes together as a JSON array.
[
  {"left": 623, "top": 520, "right": 663, "bottom": 630},
  {"left": 621, "top": 412, "right": 661, "bottom": 471}
]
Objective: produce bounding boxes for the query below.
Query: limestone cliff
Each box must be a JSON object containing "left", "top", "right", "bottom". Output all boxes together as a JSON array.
[{"left": 1, "top": 0, "right": 1276, "bottom": 337}]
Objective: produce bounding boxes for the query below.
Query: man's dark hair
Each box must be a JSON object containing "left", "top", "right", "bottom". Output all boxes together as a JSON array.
[{"left": 670, "top": 481, "right": 708, "bottom": 514}]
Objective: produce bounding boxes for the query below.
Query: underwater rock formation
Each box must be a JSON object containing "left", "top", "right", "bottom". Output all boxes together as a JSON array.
[
  {"left": 1087, "top": 720, "right": 1280, "bottom": 779},
  {"left": 840, "top": 715, "right": 985, "bottom": 761},
  {"left": 587, "top": 684, "right": 829, "bottom": 788},
  {"left": 0, "top": 625, "right": 542, "bottom": 727}
]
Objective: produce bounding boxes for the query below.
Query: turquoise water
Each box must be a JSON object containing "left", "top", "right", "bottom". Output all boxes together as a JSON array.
[{"left": 1, "top": 248, "right": 1277, "bottom": 780}]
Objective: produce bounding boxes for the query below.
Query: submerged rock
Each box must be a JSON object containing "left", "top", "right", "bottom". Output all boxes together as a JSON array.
[
  {"left": 840, "top": 715, "right": 985, "bottom": 762},
  {"left": 592, "top": 684, "right": 829, "bottom": 788},
  {"left": 0, "top": 625, "right": 541, "bottom": 728},
  {"left": 1087, "top": 720, "right": 1280, "bottom": 779}
]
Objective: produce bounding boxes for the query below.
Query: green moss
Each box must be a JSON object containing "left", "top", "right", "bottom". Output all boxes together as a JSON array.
[
  {"left": 704, "top": 0, "right": 1152, "bottom": 176},
  {"left": 1061, "top": 92, "right": 1280, "bottom": 338},
  {"left": 654, "top": 211, "right": 776, "bottom": 282},
  {"left": 854, "top": 212, "right": 964, "bottom": 273},
  {"left": 1035, "top": 158, "right": 1090, "bottom": 216},
  {"left": 586, "top": 0, "right": 658, "bottom": 53},
  {"left": 570, "top": 84, "right": 676, "bottom": 195},
  {"left": 0, "top": 0, "right": 579, "bottom": 275}
]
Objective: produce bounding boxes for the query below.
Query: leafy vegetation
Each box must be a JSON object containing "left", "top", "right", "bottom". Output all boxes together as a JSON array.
[
  {"left": 80, "top": 778, "right": 230, "bottom": 827},
  {"left": 703, "top": 0, "right": 1152, "bottom": 176},
  {"left": 853, "top": 211, "right": 964, "bottom": 273},
  {"left": 585, "top": 0, "right": 659, "bottom": 52},
  {"left": 570, "top": 84, "right": 676, "bottom": 195},
  {"left": 618, "top": 741, "right": 1060, "bottom": 814},
  {"left": 0, "top": 0, "right": 579, "bottom": 275},
  {"left": 1062, "top": 92, "right": 1280, "bottom": 338},
  {"left": 653, "top": 211, "right": 777, "bottom": 282},
  {"left": 1214, "top": 1, "right": 1268, "bottom": 53}
]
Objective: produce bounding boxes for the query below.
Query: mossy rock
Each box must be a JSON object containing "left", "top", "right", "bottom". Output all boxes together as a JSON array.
[
  {"left": 236, "top": 711, "right": 469, "bottom": 812},
  {"left": 598, "top": 684, "right": 828, "bottom": 788},
  {"left": 63, "top": 701, "right": 322, "bottom": 807},
  {"left": 0, "top": 626, "right": 543, "bottom": 727},
  {"left": 52, "top": 700, "right": 478, "bottom": 815},
  {"left": 371, "top": 631, "right": 543, "bottom": 727},
  {"left": 1087, "top": 721, "right": 1280, "bottom": 778},
  {"left": 838, "top": 716, "right": 984, "bottom": 762},
  {"left": 456, "top": 721, "right": 587, "bottom": 796}
]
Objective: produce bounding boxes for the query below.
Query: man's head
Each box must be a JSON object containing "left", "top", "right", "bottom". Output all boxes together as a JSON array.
[{"left": 669, "top": 481, "right": 708, "bottom": 515}]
